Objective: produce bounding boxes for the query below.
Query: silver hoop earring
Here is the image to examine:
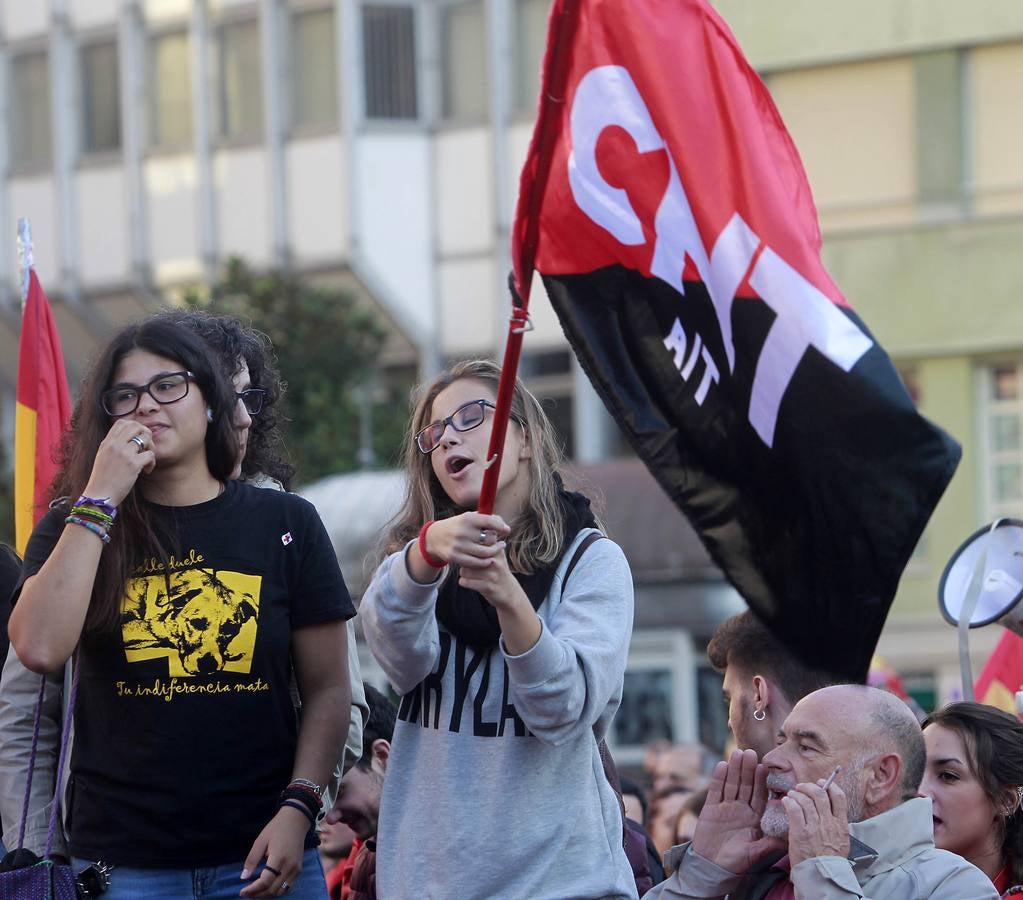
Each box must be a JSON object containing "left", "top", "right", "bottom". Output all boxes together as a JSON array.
[{"left": 753, "top": 708, "right": 766, "bottom": 722}]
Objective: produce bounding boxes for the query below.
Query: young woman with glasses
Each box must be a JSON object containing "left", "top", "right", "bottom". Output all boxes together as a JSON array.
[
  {"left": 360, "top": 359, "right": 636, "bottom": 899},
  {"left": 7, "top": 318, "right": 353, "bottom": 899}
]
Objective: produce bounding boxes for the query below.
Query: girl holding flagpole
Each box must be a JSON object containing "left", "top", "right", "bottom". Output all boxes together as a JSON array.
[
  {"left": 360, "top": 359, "right": 637, "bottom": 899},
  {"left": 8, "top": 318, "right": 352, "bottom": 899}
]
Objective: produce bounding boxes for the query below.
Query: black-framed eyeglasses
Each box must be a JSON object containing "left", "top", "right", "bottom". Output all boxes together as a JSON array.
[
  {"left": 415, "top": 399, "right": 497, "bottom": 454},
  {"left": 236, "top": 388, "right": 266, "bottom": 416},
  {"left": 102, "top": 371, "right": 195, "bottom": 417}
]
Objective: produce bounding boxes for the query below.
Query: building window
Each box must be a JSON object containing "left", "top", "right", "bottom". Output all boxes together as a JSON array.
[
  {"left": 515, "top": 0, "right": 548, "bottom": 114},
  {"left": 608, "top": 630, "right": 694, "bottom": 765},
  {"left": 80, "top": 41, "right": 121, "bottom": 155},
  {"left": 10, "top": 51, "right": 51, "bottom": 169},
  {"left": 149, "top": 31, "right": 193, "bottom": 149},
  {"left": 290, "top": 7, "right": 337, "bottom": 129},
  {"left": 521, "top": 350, "right": 574, "bottom": 458},
  {"left": 214, "top": 19, "right": 263, "bottom": 141},
  {"left": 614, "top": 669, "right": 675, "bottom": 747},
  {"left": 983, "top": 362, "right": 1023, "bottom": 520},
  {"left": 441, "top": 1, "right": 488, "bottom": 122},
  {"left": 362, "top": 5, "right": 417, "bottom": 120}
]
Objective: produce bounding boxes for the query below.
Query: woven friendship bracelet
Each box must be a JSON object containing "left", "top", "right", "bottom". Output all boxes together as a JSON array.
[
  {"left": 70, "top": 505, "right": 114, "bottom": 526},
  {"left": 65, "top": 515, "right": 111, "bottom": 544},
  {"left": 75, "top": 495, "right": 117, "bottom": 519}
]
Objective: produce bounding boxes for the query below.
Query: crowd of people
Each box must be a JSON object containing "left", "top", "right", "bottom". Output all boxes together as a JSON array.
[{"left": 0, "top": 307, "right": 1018, "bottom": 899}]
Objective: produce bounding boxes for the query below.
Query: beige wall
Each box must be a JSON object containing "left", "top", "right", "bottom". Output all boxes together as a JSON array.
[
  {"left": 769, "top": 58, "right": 917, "bottom": 231},
  {"left": 713, "top": 0, "right": 1023, "bottom": 72},
  {"left": 145, "top": 155, "right": 203, "bottom": 285},
  {"left": 970, "top": 41, "right": 1023, "bottom": 215}
]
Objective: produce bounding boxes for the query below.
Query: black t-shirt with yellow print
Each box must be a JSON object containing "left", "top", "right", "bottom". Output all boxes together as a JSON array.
[{"left": 18, "top": 479, "right": 355, "bottom": 867}]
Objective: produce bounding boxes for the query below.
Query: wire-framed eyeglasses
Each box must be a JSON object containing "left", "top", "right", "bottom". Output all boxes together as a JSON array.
[
  {"left": 415, "top": 399, "right": 497, "bottom": 454},
  {"left": 102, "top": 371, "right": 195, "bottom": 417},
  {"left": 236, "top": 388, "right": 266, "bottom": 416}
]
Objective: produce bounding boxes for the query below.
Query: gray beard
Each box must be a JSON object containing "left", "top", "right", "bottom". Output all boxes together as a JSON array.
[
  {"left": 760, "top": 804, "right": 789, "bottom": 837},
  {"left": 759, "top": 770, "right": 864, "bottom": 838}
]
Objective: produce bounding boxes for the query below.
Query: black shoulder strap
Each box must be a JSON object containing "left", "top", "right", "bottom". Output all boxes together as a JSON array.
[
  {"left": 560, "top": 531, "right": 628, "bottom": 849},
  {"left": 562, "top": 531, "right": 605, "bottom": 594}
]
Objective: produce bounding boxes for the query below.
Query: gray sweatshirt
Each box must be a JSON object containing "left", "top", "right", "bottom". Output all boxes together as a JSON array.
[{"left": 361, "top": 527, "right": 638, "bottom": 899}]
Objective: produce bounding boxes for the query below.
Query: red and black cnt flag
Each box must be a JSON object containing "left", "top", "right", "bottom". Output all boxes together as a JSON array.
[{"left": 512, "top": 0, "right": 961, "bottom": 681}]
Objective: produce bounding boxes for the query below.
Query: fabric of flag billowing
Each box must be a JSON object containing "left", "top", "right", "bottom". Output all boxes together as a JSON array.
[
  {"left": 512, "top": 0, "right": 961, "bottom": 681},
  {"left": 15, "top": 269, "right": 71, "bottom": 555},
  {"left": 975, "top": 631, "right": 1023, "bottom": 718}
]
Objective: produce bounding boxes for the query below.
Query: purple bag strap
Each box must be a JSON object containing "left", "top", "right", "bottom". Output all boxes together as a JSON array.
[{"left": 15, "top": 653, "right": 79, "bottom": 859}]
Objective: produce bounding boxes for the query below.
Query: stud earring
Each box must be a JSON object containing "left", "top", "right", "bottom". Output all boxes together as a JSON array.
[
  {"left": 206, "top": 408, "right": 213, "bottom": 422},
  {"left": 753, "top": 707, "right": 766, "bottom": 722}
]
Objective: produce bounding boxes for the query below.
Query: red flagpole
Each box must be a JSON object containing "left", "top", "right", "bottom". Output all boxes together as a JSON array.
[{"left": 478, "top": 0, "right": 575, "bottom": 514}]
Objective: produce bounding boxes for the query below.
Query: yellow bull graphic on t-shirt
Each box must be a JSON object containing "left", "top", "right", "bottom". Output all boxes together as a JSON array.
[{"left": 121, "top": 568, "right": 262, "bottom": 677}]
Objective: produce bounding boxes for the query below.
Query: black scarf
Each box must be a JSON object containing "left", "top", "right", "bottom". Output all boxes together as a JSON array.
[{"left": 435, "top": 485, "right": 598, "bottom": 648}]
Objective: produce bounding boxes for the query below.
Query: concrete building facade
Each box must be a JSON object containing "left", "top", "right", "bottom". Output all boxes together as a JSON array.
[{"left": 1, "top": 0, "right": 1021, "bottom": 752}]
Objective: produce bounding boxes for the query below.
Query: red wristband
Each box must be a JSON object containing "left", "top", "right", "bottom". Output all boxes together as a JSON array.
[{"left": 418, "top": 521, "right": 446, "bottom": 569}]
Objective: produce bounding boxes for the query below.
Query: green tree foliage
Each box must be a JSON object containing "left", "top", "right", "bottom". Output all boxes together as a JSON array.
[{"left": 184, "top": 258, "right": 411, "bottom": 484}]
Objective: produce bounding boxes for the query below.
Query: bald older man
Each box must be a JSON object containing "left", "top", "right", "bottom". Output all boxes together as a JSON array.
[{"left": 644, "top": 684, "right": 997, "bottom": 899}]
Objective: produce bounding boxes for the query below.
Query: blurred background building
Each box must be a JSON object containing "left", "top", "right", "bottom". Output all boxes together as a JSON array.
[{"left": 0, "top": 0, "right": 1021, "bottom": 761}]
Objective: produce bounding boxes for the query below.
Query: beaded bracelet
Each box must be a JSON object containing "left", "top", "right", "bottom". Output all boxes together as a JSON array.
[
  {"left": 65, "top": 514, "right": 111, "bottom": 544},
  {"left": 279, "top": 798, "right": 316, "bottom": 828},
  {"left": 75, "top": 495, "right": 117, "bottom": 520},
  {"left": 417, "top": 521, "right": 445, "bottom": 569}
]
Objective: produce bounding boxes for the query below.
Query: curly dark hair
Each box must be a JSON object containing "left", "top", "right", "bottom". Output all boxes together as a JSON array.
[
  {"left": 923, "top": 701, "right": 1023, "bottom": 887},
  {"left": 151, "top": 308, "right": 294, "bottom": 489}
]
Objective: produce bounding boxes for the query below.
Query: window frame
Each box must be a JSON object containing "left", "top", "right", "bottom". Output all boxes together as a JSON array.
[
  {"left": 605, "top": 629, "right": 696, "bottom": 766},
  {"left": 438, "top": 0, "right": 489, "bottom": 126},
  {"left": 512, "top": 0, "right": 550, "bottom": 120},
  {"left": 145, "top": 25, "right": 195, "bottom": 157},
  {"left": 211, "top": 13, "right": 265, "bottom": 147},
  {"left": 979, "top": 359, "right": 1023, "bottom": 522},
  {"left": 8, "top": 42, "right": 53, "bottom": 175},
  {"left": 77, "top": 34, "right": 123, "bottom": 163},
  {"left": 360, "top": 2, "right": 420, "bottom": 125},
  {"left": 287, "top": 3, "right": 339, "bottom": 136}
]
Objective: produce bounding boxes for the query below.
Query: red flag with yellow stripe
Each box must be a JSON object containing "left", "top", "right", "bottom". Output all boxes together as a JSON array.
[
  {"left": 15, "top": 270, "right": 71, "bottom": 555},
  {"left": 974, "top": 630, "right": 1023, "bottom": 717}
]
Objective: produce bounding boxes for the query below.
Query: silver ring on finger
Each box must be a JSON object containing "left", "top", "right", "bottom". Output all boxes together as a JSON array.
[
  {"left": 129, "top": 435, "right": 146, "bottom": 452},
  {"left": 280, "top": 882, "right": 290, "bottom": 895},
  {"left": 477, "top": 530, "right": 488, "bottom": 545}
]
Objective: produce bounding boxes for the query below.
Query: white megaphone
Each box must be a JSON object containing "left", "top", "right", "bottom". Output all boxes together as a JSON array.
[{"left": 938, "top": 518, "right": 1023, "bottom": 707}]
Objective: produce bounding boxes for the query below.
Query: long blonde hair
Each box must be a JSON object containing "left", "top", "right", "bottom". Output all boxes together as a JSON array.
[{"left": 380, "top": 360, "right": 568, "bottom": 573}]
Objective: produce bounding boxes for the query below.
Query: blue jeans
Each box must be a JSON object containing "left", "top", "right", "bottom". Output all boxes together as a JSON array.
[{"left": 72, "top": 848, "right": 326, "bottom": 899}]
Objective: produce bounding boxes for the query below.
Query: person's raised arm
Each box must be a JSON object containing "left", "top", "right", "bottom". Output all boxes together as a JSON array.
[{"left": 9, "top": 421, "right": 154, "bottom": 672}]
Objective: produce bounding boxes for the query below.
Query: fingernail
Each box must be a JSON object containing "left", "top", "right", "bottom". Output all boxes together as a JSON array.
[{"left": 241, "top": 869, "right": 250, "bottom": 879}]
